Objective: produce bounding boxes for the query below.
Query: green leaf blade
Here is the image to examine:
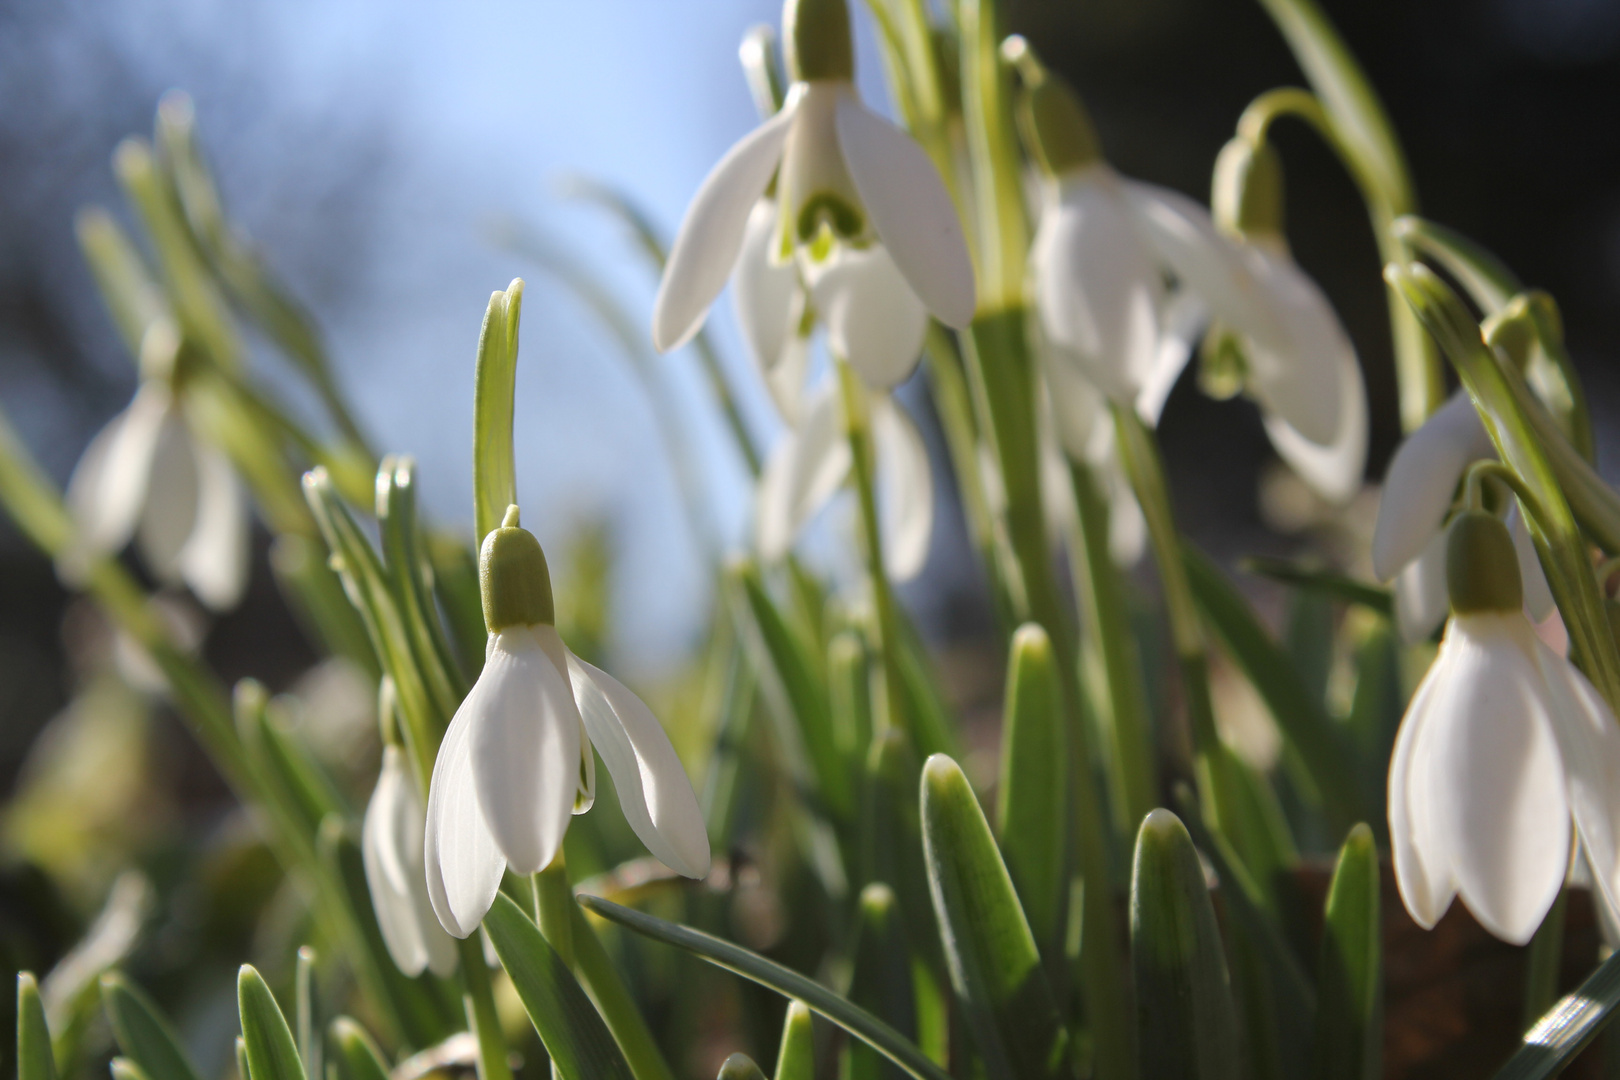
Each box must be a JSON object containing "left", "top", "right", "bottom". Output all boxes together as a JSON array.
[
  {"left": 326, "top": 1018, "right": 391, "bottom": 1080},
  {"left": 18, "top": 973, "right": 57, "bottom": 1080},
  {"left": 237, "top": 966, "right": 307, "bottom": 1080},
  {"left": 100, "top": 973, "right": 204, "bottom": 1080},
  {"left": 1310, "top": 824, "right": 1382, "bottom": 1080}
]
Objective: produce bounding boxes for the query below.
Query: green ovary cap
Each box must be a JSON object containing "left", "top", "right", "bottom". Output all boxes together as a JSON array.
[
  {"left": 1446, "top": 510, "right": 1523, "bottom": 615},
  {"left": 480, "top": 505, "right": 555, "bottom": 631},
  {"left": 784, "top": 0, "right": 853, "bottom": 81},
  {"left": 1021, "top": 77, "right": 1100, "bottom": 176},
  {"left": 1212, "top": 136, "right": 1284, "bottom": 239}
]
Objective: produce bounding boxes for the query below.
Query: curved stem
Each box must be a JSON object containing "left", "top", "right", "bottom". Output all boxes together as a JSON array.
[
  {"left": 1464, "top": 459, "right": 1545, "bottom": 521},
  {"left": 835, "top": 357, "right": 909, "bottom": 735}
]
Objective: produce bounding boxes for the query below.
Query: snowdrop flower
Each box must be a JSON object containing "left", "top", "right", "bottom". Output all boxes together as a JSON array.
[
  {"left": 364, "top": 738, "right": 457, "bottom": 978},
  {"left": 1371, "top": 390, "right": 1552, "bottom": 641},
  {"left": 1011, "top": 45, "right": 1366, "bottom": 503},
  {"left": 1389, "top": 509, "right": 1620, "bottom": 944},
  {"left": 654, "top": 0, "right": 974, "bottom": 391},
  {"left": 1040, "top": 355, "right": 1146, "bottom": 567},
  {"left": 424, "top": 507, "right": 710, "bottom": 937},
  {"left": 755, "top": 379, "right": 933, "bottom": 580},
  {"left": 60, "top": 321, "right": 248, "bottom": 611}
]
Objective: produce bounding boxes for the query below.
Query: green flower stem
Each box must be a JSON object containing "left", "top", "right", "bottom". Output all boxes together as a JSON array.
[
  {"left": 0, "top": 404, "right": 405, "bottom": 1041},
  {"left": 834, "top": 356, "right": 909, "bottom": 735},
  {"left": 1068, "top": 461, "right": 1159, "bottom": 836},
  {"left": 958, "top": 314, "right": 1132, "bottom": 1080},
  {"left": 456, "top": 937, "right": 515, "bottom": 1080},
  {"left": 960, "top": 0, "right": 1029, "bottom": 312},
  {"left": 567, "top": 903, "right": 678, "bottom": 1080},
  {"left": 1251, "top": 0, "right": 1441, "bottom": 432},
  {"left": 861, "top": 0, "right": 961, "bottom": 220},
  {"left": 1523, "top": 888, "right": 1569, "bottom": 1030},
  {"left": 1388, "top": 264, "right": 1620, "bottom": 709}
]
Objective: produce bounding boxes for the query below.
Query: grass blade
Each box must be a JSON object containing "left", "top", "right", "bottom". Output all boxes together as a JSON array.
[
  {"left": 1310, "top": 824, "right": 1382, "bottom": 1080},
  {"left": 326, "top": 1018, "right": 391, "bottom": 1080},
  {"left": 18, "top": 973, "right": 56, "bottom": 1080},
  {"left": 238, "top": 966, "right": 306, "bottom": 1080},
  {"left": 578, "top": 895, "right": 949, "bottom": 1080},
  {"left": 100, "top": 973, "right": 203, "bottom": 1080},
  {"left": 774, "top": 1001, "right": 814, "bottom": 1080}
]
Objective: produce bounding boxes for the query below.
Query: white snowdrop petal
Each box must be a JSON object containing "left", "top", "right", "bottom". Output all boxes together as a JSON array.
[
  {"left": 834, "top": 91, "right": 975, "bottom": 328},
  {"left": 1103, "top": 456, "right": 1149, "bottom": 567},
  {"left": 870, "top": 397, "right": 933, "bottom": 581},
  {"left": 61, "top": 413, "right": 133, "bottom": 585},
  {"left": 1393, "top": 530, "right": 1451, "bottom": 644},
  {"left": 1123, "top": 181, "right": 1283, "bottom": 346},
  {"left": 1531, "top": 631, "right": 1620, "bottom": 924},
  {"left": 1261, "top": 318, "right": 1369, "bottom": 504},
  {"left": 733, "top": 197, "right": 803, "bottom": 377},
  {"left": 77, "top": 384, "right": 175, "bottom": 560},
  {"left": 1388, "top": 656, "right": 1458, "bottom": 929},
  {"left": 809, "top": 244, "right": 927, "bottom": 389},
  {"left": 1431, "top": 616, "right": 1570, "bottom": 945},
  {"left": 363, "top": 749, "right": 430, "bottom": 976},
  {"left": 1033, "top": 173, "right": 1163, "bottom": 405},
  {"left": 1040, "top": 344, "right": 1109, "bottom": 464},
  {"left": 653, "top": 97, "right": 799, "bottom": 352},
  {"left": 1242, "top": 249, "right": 1346, "bottom": 448},
  {"left": 1371, "top": 391, "right": 1492, "bottom": 582},
  {"left": 756, "top": 384, "right": 852, "bottom": 561},
  {"left": 1507, "top": 503, "right": 1555, "bottom": 622},
  {"left": 766, "top": 331, "right": 812, "bottom": 425},
  {"left": 136, "top": 415, "right": 202, "bottom": 584},
  {"left": 178, "top": 441, "right": 250, "bottom": 611},
  {"left": 470, "top": 627, "right": 582, "bottom": 875},
  {"left": 424, "top": 691, "right": 506, "bottom": 938},
  {"left": 566, "top": 650, "right": 711, "bottom": 879},
  {"left": 1136, "top": 291, "right": 1207, "bottom": 428}
]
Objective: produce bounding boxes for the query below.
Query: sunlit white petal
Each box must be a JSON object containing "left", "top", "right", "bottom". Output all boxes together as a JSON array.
[
  {"left": 566, "top": 651, "right": 711, "bottom": 879},
  {"left": 1242, "top": 249, "right": 1345, "bottom": 447},
  {"left": 424, "top": 692, "right": 505, "bottom": 938},
  {"left": 733, "top": 197, "right": 803, "bottom": 376},
  {"left": 1371, "top": 391, "right": 1492, "bottom": 581},
  {"left": 870, "top": 397, "right": 933, "bottom": 580},
  {"left": 1388, "top": 658, "right": 1458, "bottom": 928},
  {"left": 469, "top": 626, "right": 582, "bottom": 875},
  {"left": 1507, "top": 502, "right": 1555, "bottom": 623},
  {"left": 654, "top": 94, "right": 801, "bottom": 352},
  {"left": 807, "top": 244, "right": 928, "bottom": 389},
  {"left": 1136, "top": 291, "right": 1207, "bottom": 428},
  {"left": 756, "top": 384, "right": 851, "bottom": 561},
  {"left": 834, "top": 90, "right": 975, "bottom": 328},
  {"left": 179, "top": 441, "right": 250, "bottom": 611},
  {"left": 1261, "top": 321, "right": 1368, "bottom": 504}
]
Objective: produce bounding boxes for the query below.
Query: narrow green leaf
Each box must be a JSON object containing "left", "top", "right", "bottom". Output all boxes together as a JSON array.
[
  {"left": 567, "top": 903, "right": 678, "bottom": 1080},
  {"left": 1310, "top": 824, "right": 1381, "bottom": 1080},
  {"left": 326, "top": 1018, "right": 391, "bottom": 1080},
  {"left": 472, "top": 280, "right": 523, "bottom": 546},
  {"left": 238, "top": 966, "right": 307, "bottom": 1080},
  {"left": 893, "top": 610, "right": 961, "bottom": 762},
  {"left": 847, "top": 886, "right": 916, "bottom": 1080},
  {"left": 578, "top": 895, "right": 949, "bottom": 1080},
  {"left": 18, "top": 973, "right": 56, "bottom": 1080},
  {"left": 774, "top": 1001, "right": 813, "bottom": 1080},
  {"left": 718, "top": 1055, "right": 766, "bottom": 1080},
  {"left": 235, "top": 1038, "right": 249, "bottom": 1080},
  {"left": 920, "top": 754, "right": 1065, "bottom": 1080},
  {"left": 270, "top": 534, "right": 380, "bottom": 679},
  {"left": 235, "top": 683, "right": 348, "bottom": 839},
  {"left": 100, "top": 973, "right": 203, "bottom": 1080},
  {"left": 74, "top": 208, "right": 167, "bottom": 357},
  {"left": 112, "top": 1058, "right": 154, "bottom": 1080},
  {"left": 828, "top": 630, "right": 873, "bottom": 767},
  {"left": 1131, "top": 809, "right": 1242, "bottom": 1080},
  {"left": 994, "top": 624, "right": 1066, "bottom": 957},
  {"left": 425, "top": 530, "right": 488, "bottom": 678},
  {"left": 294, "top": 949, "right": 319, "bottom": 1080},
  {"left": 1183, "top": 545, "right": 1364, "bottom": 833},
  {"left": 860, "top": 730, "right": 938, "bottom": 977},
  {"left": 1495, "top": 948, "right": 1620, "bottom": 1079},
  {"left": 1239, "top": 557, "right": 1393, "bottom": 616},
  {"left": 377, "top": 458, "right": 465, "bottom": 718},
  {"left": 482, "top": 892, "right": 634, "bottom": 1080},
  {"left": 1392, "top": 215, "right": 1519, "bottom": 313}
]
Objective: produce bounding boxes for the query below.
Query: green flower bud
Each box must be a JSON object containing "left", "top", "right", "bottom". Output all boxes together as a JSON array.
[
  {"left": 783, "top": 0, "right": 853, "bottom": 82},
  {"left": 1003, "top": 36, "right": 1100, "bottom": 177},
  {"left": 479, "top": 505, "right": 555, "bottom": 631},
  {"left": 1446, "top": 509, "right": 1523, "bottom": 615},
  {"left": 1212, "top": 136, "right": 1284, "bottom": 239}
]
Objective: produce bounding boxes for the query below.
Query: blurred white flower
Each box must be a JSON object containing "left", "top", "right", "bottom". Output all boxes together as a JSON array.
[
  {"left": 1037, "top": 357, "right": 1145, "bottom": 567},
  {"left": 755, "top": 381, "right": 933, "bottom": 581},
  {"left": 424, "top": 518, "right": 710, "bottom": 937},
  {"left": 1371, "top": 390, "right": 1552, "bottom": 641},
  {"left": 654, "top": 59, "right": 973, "bottom": 389},
  {"left": 61, "top": 378, "right": 248, "bottom": 612},
  {"left": 364, "top": 745, "right": 457, "bottom": 977}
]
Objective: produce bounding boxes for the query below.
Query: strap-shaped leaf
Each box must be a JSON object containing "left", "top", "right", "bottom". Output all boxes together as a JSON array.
[
  {"left": 718, "top": 1055, "right": 767, "bottom": 1080},
  {"left": 472, "top": 280, "right": 523, "bottom": 546},
  {"left": 578, "top": 895, "right": 949, "bottom": 1080},
  {"left": 847, "top": 886, "right": 916, "bottom": 1080},
  {"left": 1241, "top": 557, "right": 1392, "bottom": 617},
  {"left": 326, "top": 1018, "right": 391, "bottom": 1080},
  {"left": 238, "top": 966, "right": 306, "bottom": 1080},
  {"left": 377, "top": 457, "right": 466, "bottom": 718},
  {"left": 482, "top": 892, "right": 634, "bottom": 1080},
  {"left": 920, "top": 755, "right": 1066, "bottom": 1080},
  {"left": 994, "top": 625, "right": 1067, "bottom": 957},
  {"left": 1183, "top": 545, "right": 1364, "bottom": 833},
  {"left": 1310, "top": 825, "right": 1381, "bottom": 1080},
  {"left": 18, "top": 973, "right": 56, "bottom": 1080},
  {"left": 1495, "top": 947, "right": 1620, "bottom": 1079},
  {"left": 1131, "top": 810, "right": 1241, "bottom": 1080},
  {"left": 100, "top": 973, "right": 202, "bottom": 1080},
  {"left": 774, "top": 1001, "right": 814, "bottom": 1080},
  {"left": 294, "top": 948, "right": 319, "bottom": 1080}
]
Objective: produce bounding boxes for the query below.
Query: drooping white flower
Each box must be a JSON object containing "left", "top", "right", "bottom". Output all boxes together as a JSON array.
[
  {"left": 1389, "top": 511, "right": 1620, "bottom": 944},
  {"left": 754, "top": 381, "right": 933, "bottom": 581},
  {"left": 1019, "top": 68, "right": 1366, "bottom": 504},
  {"left": 61, "top": 375, "right": 249, "bottom": 612},
  {"left": 655, "top": 0, "right": 973, "bottom": 391},
  {"left": 1371, "top": 390, "right": 1552, "bottom": 641},
  {"left": 1038, "top": 353, "right": 1145, "bottom": 567},
  {"left": 424, "top": 510, "right": 710, "bottom": 937},
  {"left": 363, "top": 744, "right": 458, "bottom": 977}
]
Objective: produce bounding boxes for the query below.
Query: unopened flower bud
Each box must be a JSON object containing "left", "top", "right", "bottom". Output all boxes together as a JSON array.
[
  {"left": 784, "top": 0, "right": 853, "bottom": 82},
  {"left": 1003, "top": 36, "right": 1100, "bottom": 178},
  {"left": 1446, "top": 509, "right": 1523, "bottom": 615},
  {"left": 1212, "top": 136, "right": 1284, "bottom": 240},
  {"left": 479, "top": 505, "right": 554, "bottom": 631}
]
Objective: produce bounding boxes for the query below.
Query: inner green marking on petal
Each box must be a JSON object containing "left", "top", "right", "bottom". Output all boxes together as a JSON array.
[
  {"left": 1197, "top": 323, "right": 1248, "bottom": 401},
  {"left": 796, "top": 191, "right": 864, "bottom": 245}
]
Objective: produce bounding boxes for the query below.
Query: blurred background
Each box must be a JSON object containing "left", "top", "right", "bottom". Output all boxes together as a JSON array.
[{"left": 0, "top": 0, "right": 1618, "bottom": 981}]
